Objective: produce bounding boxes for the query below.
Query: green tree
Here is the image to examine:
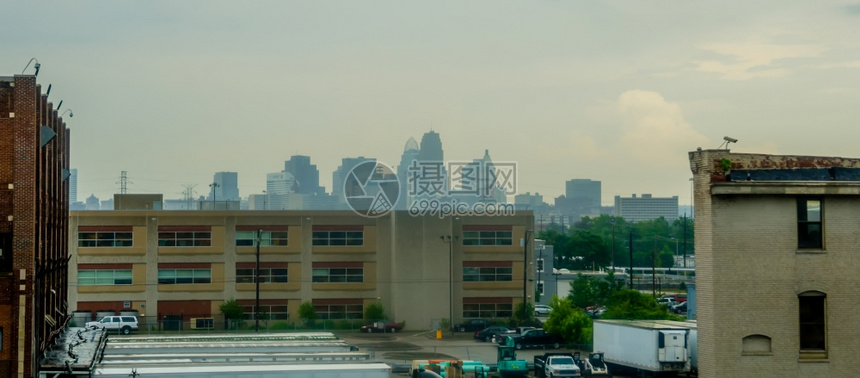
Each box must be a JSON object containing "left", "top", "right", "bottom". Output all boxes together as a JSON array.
[
  {"left": 568, "top": 271, "right": 625, "bottom": 309},
  {"left": 512, "top": 302, "right": 536, "bottom": 326},
  {"left": 364, "top": 302, "right": 386, "bottom": 321},
  {"left": 299, "top": 301, "right": 317, "bottom": 322},
  {"left": 219, "top": 299, "right": 244, "bottom": 329},
  {"left": 602, "top": 289, "right": 681, "bottom": 320},
  {"left": 542, "top": 296, "right": 593, "bottom": 345}
]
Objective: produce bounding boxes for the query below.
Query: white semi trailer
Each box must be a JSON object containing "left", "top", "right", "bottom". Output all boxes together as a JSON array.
[{"left": 593, "top": 320, "right": 696, "bottom": 376}]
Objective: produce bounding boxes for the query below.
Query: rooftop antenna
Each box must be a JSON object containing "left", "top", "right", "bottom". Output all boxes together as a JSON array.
[{"left": 718, "top": 136, "right": 737, "bottom": 150}]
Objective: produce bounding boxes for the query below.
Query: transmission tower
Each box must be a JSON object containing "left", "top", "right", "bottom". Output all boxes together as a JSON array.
[
  {"left": 182, "top": 184, "right": 197, "bottom": 210},
  {"left": 116, "top": 171, "right": 132, "bottom": 194}
]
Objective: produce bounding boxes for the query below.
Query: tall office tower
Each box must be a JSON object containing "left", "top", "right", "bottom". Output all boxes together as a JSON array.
[
  {"left": 397, "top": 137, "right": 420, "bottom": 209},
  {"left": 557, "top": 179, "right": 602, "bottom": 220},
  {"left": 332, "top": 157, "right": 375, "bottom": 207},
  {"left": 284, "top": 155, "right": 324, "bottom": 195},
  {"left": 266, "top": 172, "right": 297, "bottom": 210},
  {"left": 418, "top": 131, "right": 444, "bottom": 162},
  {"left": 70, "top": 168, "right": 78, "bottom": 202},
  {"left": 86, "top": 194, "right": 100, "bottom": 210},
  {"left": 208, "top": 171, "right": 240, "bottom": 201}
]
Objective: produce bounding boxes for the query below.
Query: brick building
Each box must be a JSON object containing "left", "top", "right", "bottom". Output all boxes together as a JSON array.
[
  {"left": 0, "top": 75, "right": 71, "bottom": 377},
  {"left": 68, "top": 210, "right": 535, "bottom": 331},
  {"left": 690, "top": 149, "right": 860, "bottom": 377}
]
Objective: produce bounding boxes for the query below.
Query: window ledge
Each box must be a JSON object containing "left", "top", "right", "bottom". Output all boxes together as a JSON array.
[
  {"left": 796, "top": 249, "right": 828, "bottom": 254},
  {"left": 742, "top": 352, "right": 773, "bottom": 356},
  {"left": 798, "top": 358, "right": 829, "bottom": 363}
]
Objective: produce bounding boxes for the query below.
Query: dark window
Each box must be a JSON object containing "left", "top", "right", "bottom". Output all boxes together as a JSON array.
[
  {"left": 157, "top": 269, "right": 211, "bottom": 284},
  {"left": 462, "top": 302, "right": 513, "bottom": 318},
  {"left": 462, "top": 230, "right": 513, "bottom": 246},
  {"left": 78, "top": 270, "right": 133, "bottom": 285},
  {"left": 158, "top": 231, "right": 211, "bottom": 247},
  {"left": 78, "top": 231, "right": 133, "bottom": 247},
  {"left": 797, "top": 198, "right": 822, "bottom": 249},
  {"left": 799, "top": 292, "right": 826, "bottom": 355},
  {"left": 312, "top": 231, "right": 363, "bottom": 246},
  {"left": 236, "top": 268, "right": 288, "bottom": 283},
  {"left": 313, "top": 303, "right": 363, "bottom": 320},
  {"left": 236, "top": 230, "right": 288, "bottom": 247},
  {"left": 463, "top": 266, "right": 512, "bottom": 282},
  {"left": 312, "top": 267, "right": 363, "bottom": 283},
  {"left": 240, "top": 304, "right": 289, "bottom": 320}
]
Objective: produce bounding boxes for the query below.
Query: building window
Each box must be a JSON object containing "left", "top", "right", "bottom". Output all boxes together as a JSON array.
[
  {"left": 241, "top": 304, "right": 289, "bottom": 320},
  {"left": 78, "top": 231, "right": 133, "bottom": 247},
  {"left": 158, "top": 231, "right": 211, "bottom": 247},
  {"left": 462, "top": 230, "right": 513, "bottom": 246},
  {"left": 797, "top": 198, "right": 822, "bottom": 249},
  {"left": 312, "top": 267, "right": 363, "bottom": 283},
  {"left": 463, "top": 266, "right": 513, "bottom": 282},
  {"left": 158, "top": 269, "right": 211, "bottom": 284},
  {"left": 78, "top": 270, "right": 132, "bottom": 286},
  {"left": 236, "top": 268, "right": 288, "bottom": 283},
  {"left": 799, "top": 291, "right": 826, "bottom": 357},
  {"left": 236, "top": 230, "right": 288, "bottom": 246},
  {"left": 312, "top": 231, "right": 363, "bottom": 246},
  {"left": 314, "top": 303, "right": 363, "bottom": 320},
  {"left": 537, "top": 281, "right": 544, "bottom": 295},
  {"left": 463, "top": 301, "right": 513, "bottom": 318}
]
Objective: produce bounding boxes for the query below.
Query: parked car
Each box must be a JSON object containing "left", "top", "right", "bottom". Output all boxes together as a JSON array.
[
  {"left": 657, "top": 297, "right": 676, "bottom": 307},
  {"left": 474, "top": 325, "right": 512, "bottom": 342},
  {"left": 508, "top": 328, "right": 563, "bottom": 350},
  {"left": 671, "top": 301, "right": 687, "bottom": 314},
  {"left": 535, "top": 304, "right": 553, "bottom": 316},
  {"left": 86, "top": 315, "right": 139, "bottom": 335},
  {"left": 496, "top": 326, "right": 537, "bottom": 345},
  {"left": 454, "top": 319, "right": 490, "bottom": 332},
  {"left": 360, "top": 320, "right": 403, "bottom": 333}
]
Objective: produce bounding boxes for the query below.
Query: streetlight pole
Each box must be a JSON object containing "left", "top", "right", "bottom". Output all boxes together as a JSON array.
[
  {"left": 523, "top": 230, "right": 532, "bottom": 318},
  {"left": 441, "top": 235, "right": 457, "bottom": 331},
  {"left": 210, "top": 182, "right": 220, "bottom": 210},
  {"left": 255, "top": 229, "right": 261, "bottom": 332}
]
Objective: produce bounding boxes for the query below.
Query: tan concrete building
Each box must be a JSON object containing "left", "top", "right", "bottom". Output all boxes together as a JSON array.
[
  {"left": 68, "top": 210, "right": 535, "bottom": 330},
  {"left": 690, "top": 149, "right": 860, "bottom": 377}
]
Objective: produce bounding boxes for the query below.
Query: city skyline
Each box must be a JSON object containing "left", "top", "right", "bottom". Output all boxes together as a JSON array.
[{"left": 5, "top": 2, "right": 860, "bottom": 207}]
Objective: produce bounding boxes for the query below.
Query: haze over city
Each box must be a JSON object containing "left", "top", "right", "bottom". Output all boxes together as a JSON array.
[{"left": 5, "top": 1, "right": 860, "bottom": 205}]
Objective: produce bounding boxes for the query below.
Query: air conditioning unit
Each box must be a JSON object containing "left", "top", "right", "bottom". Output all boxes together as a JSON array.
[{"left": 190, "top": 317, "right": 214, "bottom": 330}]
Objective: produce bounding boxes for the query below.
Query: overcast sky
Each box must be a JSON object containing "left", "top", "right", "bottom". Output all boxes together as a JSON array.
[{"left": 4, "top": 1, "right": 860, "bottom": 206}]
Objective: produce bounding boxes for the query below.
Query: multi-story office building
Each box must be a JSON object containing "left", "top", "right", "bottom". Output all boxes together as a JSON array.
[
  {"left": 208, "top": 172, "right": 239, "bottom": 202},
  {"left": 70, "top": 168, "right": 78, "bottom": 202},
  {"left": 68, "top": 211, "right": 535, "bottom": 330},
  {"left": 613, "top": 193, "right": 678, "bottom": 222},
  {"left": 332, "top": 157, "right": 374, "bottom": 208},
  {"left": 397, "top": 137, "right": 420, "bottom": 210},
  {"left": 284, "top": 155, "right": 324, "bottom": 195},
  {"left": 418, "top": 131, "right": 444, "bottom": 162},
  {"left": 689, "top": 149, "right": 860, "bottom": 377},
  {"left": 555, "top": 179, "right": 601, "bottom": 221},
  {"left": 0, "top": 74, "right": 71, "bottom": 377}
]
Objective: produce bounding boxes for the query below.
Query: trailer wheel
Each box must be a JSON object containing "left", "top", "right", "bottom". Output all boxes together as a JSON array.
[{"left": 552, "top": 342, "right": 560, "bottom": 349}]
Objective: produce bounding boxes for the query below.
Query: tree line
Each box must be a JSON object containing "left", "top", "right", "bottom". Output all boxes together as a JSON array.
[{"left": 537, "top": 214, "right": 694, "bottom": 270}]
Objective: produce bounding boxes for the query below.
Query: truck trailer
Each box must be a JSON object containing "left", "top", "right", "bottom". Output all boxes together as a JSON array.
[{"left": 592, "top": 320, "right": 696, "bottom": 376}]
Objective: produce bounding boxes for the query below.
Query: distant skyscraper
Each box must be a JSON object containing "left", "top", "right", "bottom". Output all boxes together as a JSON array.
[
  {"left": 266, "top": 172, "right": 297, "bottom": 210},
  {"left": 332, "top": 157, "right": 375, "bottom": 207},
  {"left": 69, "top": 168, "right": 78, "bottom": 202},
  {"left": 284, "top": 155, "right": 324, "bottom": 195},
  {"left": 397, "top": 138, "right": 420, "bottom": 210},
  {"left": 418, "top": 131, "right": 444, "bottom": 162},
  {"left": 85, "top": 194, "right": 100, "bottom": 210},
  {"left": 557, "top": 179, "right": 601, "bottom": 220},
  {"left": 209, "top": 172, "right": 239, "bottom": 201}
]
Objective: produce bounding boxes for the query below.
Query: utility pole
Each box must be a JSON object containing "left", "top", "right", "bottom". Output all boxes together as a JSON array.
[
  {"left": 683, "top": 213, "right": 688, "bottom": 268},
  {"left": 522, "top": 230, "right": 532, "bottom": 319},
  {"left": 610, "top": 217, "right": 616, "bottom": 271},
  {"left": 441, "top": 235, "right": 458, "bottom": 330},
  {"left": 652, "top": 237, "right": 657, "bottom": 298},
  {"left": 255, "top": 229, "right": 261, "bottom": 332},
  {"left": 117, "top": 171, "right": 131, "bottom": 194},
  {"left": 629, "top": 232, "right": 634, "bottom": 289},
  {"left": 210, "top": 182, "right": 220, "bottom": 210}
]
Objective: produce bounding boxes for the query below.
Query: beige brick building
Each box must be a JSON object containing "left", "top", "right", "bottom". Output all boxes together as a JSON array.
[
  {"left": 690, "top": 149, "right": 860, "bottom": 377},
  {"left": 68, "top": 210, "right": 535, "bottom": 330}
]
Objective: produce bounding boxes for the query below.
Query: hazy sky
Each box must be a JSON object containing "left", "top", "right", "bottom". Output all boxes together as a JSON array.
[{"left": 5, "top": 1, "right": 860, "bottom": 206}]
